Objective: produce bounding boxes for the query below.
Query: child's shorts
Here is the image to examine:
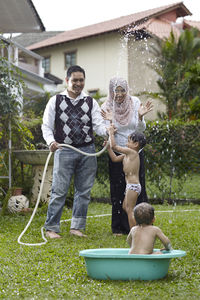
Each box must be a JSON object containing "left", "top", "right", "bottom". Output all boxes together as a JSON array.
[{"left": 126, "top": 183, "right": 141, "bottom": 195}]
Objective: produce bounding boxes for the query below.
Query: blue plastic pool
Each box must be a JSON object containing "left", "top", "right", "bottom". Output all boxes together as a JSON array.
[{"left": 79, "top": 248, "right": 186, "bottom": 280}]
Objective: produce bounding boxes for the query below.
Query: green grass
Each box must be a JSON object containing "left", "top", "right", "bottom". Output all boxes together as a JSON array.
[
  {"left": 91, "top": 174, "right": 200, "bottom": 201},
  {"left": 0, "top": 202, "right": 200, "bottom": 299},
  {"left": 146, "top": 174, "right": 200, "bottom": 200}
]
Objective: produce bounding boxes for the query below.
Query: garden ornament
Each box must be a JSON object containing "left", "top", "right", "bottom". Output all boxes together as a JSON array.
[{"left": 8, "top": 195, "right": 29, "bottom": 213}]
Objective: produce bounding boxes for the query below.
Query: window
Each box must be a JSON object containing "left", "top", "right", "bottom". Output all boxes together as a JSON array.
[
  {"left": 42, "top": 57, "right": 50, "bottom": 73},
  {"left": 65, "top": 51, "right": 76, "bottom": 69}
]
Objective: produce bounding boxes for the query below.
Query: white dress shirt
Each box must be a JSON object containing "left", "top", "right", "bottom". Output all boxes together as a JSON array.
[{"left": 42, "top": 90, "right": 107, "bottom": 146}]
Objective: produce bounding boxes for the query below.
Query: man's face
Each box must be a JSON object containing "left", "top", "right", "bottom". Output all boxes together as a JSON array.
[{"left": 66, "top": 71, "right": 85, "bottom": 97}]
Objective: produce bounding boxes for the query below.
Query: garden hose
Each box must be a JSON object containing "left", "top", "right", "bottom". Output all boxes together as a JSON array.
[{"left": 17, "top": 142, "right": 109, "bottom": 246}]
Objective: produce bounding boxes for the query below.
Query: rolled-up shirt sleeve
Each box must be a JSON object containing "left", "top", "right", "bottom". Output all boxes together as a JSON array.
[
  {"left": 92, "top": 99, "right": 108, "bottom": 137},
  {"left": 41, "top": 95, "right": 56, "bottom": 146}
]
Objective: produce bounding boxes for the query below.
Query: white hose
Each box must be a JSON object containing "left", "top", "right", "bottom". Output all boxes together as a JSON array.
[{"left": 17, "top": 142, "right": 108, "bottom": 246}]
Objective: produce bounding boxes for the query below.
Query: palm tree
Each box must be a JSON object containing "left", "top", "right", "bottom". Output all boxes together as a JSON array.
[{"left": 151, "top": 28, "right": 200, "bottom": 119}]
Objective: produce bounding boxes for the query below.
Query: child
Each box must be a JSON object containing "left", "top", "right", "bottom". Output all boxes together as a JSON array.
[
  {"left": 127, "top": 202, "right": 172, "bottom": 254},
  {"left": 107, "top": 125, "right": 146, "bottom": 229}
]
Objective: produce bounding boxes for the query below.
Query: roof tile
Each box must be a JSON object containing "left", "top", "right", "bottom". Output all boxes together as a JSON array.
[{"left": 27, "top": 2, "right": 191, "bottom": 50}]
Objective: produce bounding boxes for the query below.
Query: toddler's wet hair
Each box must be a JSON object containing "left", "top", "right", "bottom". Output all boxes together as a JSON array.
[
  {"left": 129, "top": 132, "right": 146, "bottom": 149},
  {"left": 134, "top": 203, "right": 154, "bottom": 225}
]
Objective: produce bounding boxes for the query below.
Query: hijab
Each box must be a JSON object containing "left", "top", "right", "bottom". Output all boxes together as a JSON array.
[{"left": 101, "top": 77, "right": 133, "bottom": 126}]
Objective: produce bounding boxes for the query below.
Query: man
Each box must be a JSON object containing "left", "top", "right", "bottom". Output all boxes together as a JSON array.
[{"left": 42, "top": 65, "right": 107, "bottom": 238}]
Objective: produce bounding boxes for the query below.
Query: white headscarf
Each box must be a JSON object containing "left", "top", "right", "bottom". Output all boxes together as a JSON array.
[{"left": 101, "top": 77, "right": 133, "bottom": 126}]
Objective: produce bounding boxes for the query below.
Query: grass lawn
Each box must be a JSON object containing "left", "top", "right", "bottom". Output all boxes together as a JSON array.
[
  {"left": 91, "top": 174, "right": 200, "bottom": 201},
  {"left": 146, "top": 174, "right": 200, "bottom": 201},
  {"left": 0, "top": 202, "right": 200, "bottom": 299}
]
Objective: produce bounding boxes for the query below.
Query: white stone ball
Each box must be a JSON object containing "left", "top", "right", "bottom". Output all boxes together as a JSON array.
[{"left": 8, "top": 195, "right": 29, "bottom": 213}]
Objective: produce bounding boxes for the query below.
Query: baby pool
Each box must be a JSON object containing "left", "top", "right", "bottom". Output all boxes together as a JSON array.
[{"left": 79, "top": 248, "right": 186, "bottom": 280}]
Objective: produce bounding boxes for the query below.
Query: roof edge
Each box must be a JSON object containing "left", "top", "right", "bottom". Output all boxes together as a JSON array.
[
  {"left": 27, "top": 0, "right": 46, "bottom": 32},
  {"left": 28, "top": 2, "right": 192, "bottom": 50}
]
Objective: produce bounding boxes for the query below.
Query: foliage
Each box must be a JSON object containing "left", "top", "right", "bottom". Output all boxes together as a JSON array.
[
  {"left": 91, "top": 173, "right": 200, "bottom": 202},
  {"left": 94, "top": 134, "right": 109, "bottom": 183},
  {"left": 150, "top": 28, "right": 200, "bottom": 120},
  {"left": 0, "top": 42, "right": 35, "bottom": 200},
  {"left": 0, "top": 43, "right": 35, "bottom": 150},
  {"left": 92, "top": 90, "right": 106, "bottom": 101},
  {"left": 23, "top": 91, "right": 52, "bottom": 117},
  {"left": 0, "top": 57, "right": 22, "bottom": 119},
  {"left": 22, "top": 91, "right": 54, "bottom": 147},
  {"left": 146, "top": 174, "right": 200, "bottom": 202},
  {"left": 22, "top": 115, "right": 45, "bottom": 147},
  {"left": 1, "top": 186, "right": 14, "bottom": 215},
  {"left": 92, "top": 120, "right": 200, "bottom": 202},
  {"left": 145, "top": 119, "right": 200, "bottom": 201},
  {"left": 181, "top": 63, "right": 200, "bottom": 119},
  {"left": 0, "top": 202, "right": 199, "bottom": 299}
]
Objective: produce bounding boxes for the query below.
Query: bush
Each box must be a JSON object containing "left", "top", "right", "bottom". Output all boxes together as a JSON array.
[{"left": 145, "top": 119, "right": 200, "bottom": 201}]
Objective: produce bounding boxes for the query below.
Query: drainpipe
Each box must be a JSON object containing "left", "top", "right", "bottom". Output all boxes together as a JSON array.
[{"left": 8, "top": 44, "right": 12, "bottom": 188}]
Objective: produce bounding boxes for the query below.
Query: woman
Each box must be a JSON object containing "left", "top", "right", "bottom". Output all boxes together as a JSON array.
[{"left": 101, "top": 77, "right": 153, "bottom": 235}]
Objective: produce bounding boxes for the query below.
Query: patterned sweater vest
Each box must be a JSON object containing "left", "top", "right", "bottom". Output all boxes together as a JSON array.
[{"left": 54, "top": 94, "right": 94, "bottom": 147}]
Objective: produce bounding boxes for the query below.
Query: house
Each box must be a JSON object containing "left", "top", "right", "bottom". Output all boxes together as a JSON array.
[
  {"left": 182, "top": 19, "right": 200, "bottom": 31},
  {"left": 12, "top": 31, "right": 64, "bottom": 88},
  {"left": 0, "top": 0, "right": 60, "bottom": 98},
  {"left": 0, "top": 0, "right": 45, "bottom": 33},
  {"left": 0, "top": 0, "right": 60, "bottom": 189},
  {"left": 27, "top": 2, "right": 192, "bottom": 119}
]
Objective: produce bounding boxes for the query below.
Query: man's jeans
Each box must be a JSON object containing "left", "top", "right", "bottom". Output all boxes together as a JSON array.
[{"left": 44, "top": 144, "right": 97, "bottom": 233}]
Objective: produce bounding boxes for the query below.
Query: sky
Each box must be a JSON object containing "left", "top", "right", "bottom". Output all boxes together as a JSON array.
[{"left": 32, "top": 0, "right": 200, "bottom": 32}]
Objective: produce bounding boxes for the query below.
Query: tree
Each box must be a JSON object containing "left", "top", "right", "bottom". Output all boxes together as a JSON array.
[
  {"left": 0, "top": 54, "right": 34, "bottom": 150},
  {"left": 150, "top": 28, "right": 200, "bottom": 120},
  {"left": 0, "top": 42, "right": 34, "bottom": 195},
  {"left": 180, "top": 63, "right": 200, "bottom": 120}
]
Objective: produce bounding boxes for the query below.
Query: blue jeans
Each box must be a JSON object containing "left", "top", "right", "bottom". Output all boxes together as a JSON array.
[{"left": 44, "top": 144, "right": 97, "bottom": 232}]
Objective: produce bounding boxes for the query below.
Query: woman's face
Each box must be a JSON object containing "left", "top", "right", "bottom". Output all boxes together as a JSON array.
[{"left": 114, "top": 86, "right": 127, "bottom": 104}]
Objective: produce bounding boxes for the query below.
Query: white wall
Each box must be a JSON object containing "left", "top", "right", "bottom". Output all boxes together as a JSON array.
[
  {"left": 128, "top": 37, "right": 166, "bottom": 120},
  {"left": 34, "top": 32, "right": 129, "bottom": 96},
  {"left": 34, "top": 33, "right": 166, "bottom": 119}
]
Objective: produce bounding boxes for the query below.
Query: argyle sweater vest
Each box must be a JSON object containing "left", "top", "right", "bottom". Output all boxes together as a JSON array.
[{"left": 54, "top": 94, "right": 94, "bottom": 147}]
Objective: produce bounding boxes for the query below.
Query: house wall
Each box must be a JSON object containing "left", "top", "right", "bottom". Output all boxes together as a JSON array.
[
  {"left": 34, "top": 32, "right": 166, "bottom": 120},
  {"left": 128, "top": 37, "right": 166, "bottom": 120},
  {"left": 160, "top": 11, "right": 177, "bottom": 22},
  {"left": 33, "top": 32, "right": 128, "bottom": 96}
]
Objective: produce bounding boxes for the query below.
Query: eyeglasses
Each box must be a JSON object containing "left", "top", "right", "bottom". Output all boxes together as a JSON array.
[{"left": 114, "top": 87, "right": 126, "bottom": 94}]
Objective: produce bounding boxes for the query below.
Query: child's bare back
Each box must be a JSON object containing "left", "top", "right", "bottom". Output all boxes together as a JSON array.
[
  {"left": 127, "top": 224, "right": 170, "bottom": 254},
  {"left": 127, "top": 203, "right": 172, "bottom": 254}
]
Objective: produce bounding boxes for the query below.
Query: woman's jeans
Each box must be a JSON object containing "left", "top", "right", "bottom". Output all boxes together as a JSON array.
[{"left": 44, "top": 144, "right": 97, "bottom": 233}]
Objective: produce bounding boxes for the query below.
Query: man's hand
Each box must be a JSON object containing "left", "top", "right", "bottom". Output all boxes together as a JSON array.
[{"left": 49, "top": 141, "right": 61, "bottom": 152}]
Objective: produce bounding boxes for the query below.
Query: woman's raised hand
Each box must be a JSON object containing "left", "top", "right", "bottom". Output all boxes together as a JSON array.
[
  {"left": 101, "top": 109, "right": 113, "bottom": 123},
  {"left": 138, "top": 101, "right": 153, "bottom": 119}
]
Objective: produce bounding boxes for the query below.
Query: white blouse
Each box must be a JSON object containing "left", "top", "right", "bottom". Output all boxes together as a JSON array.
[{"left": 107, "top": 96, "right": 146, "bottom": 148}]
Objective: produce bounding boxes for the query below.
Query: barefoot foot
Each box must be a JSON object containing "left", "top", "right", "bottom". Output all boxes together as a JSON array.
[
  {"left": 70, "top": 229, "right": 87, "bottom": 237},
  {"left": 46, "top": 231, "right": 61, "bottom": 239}
]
